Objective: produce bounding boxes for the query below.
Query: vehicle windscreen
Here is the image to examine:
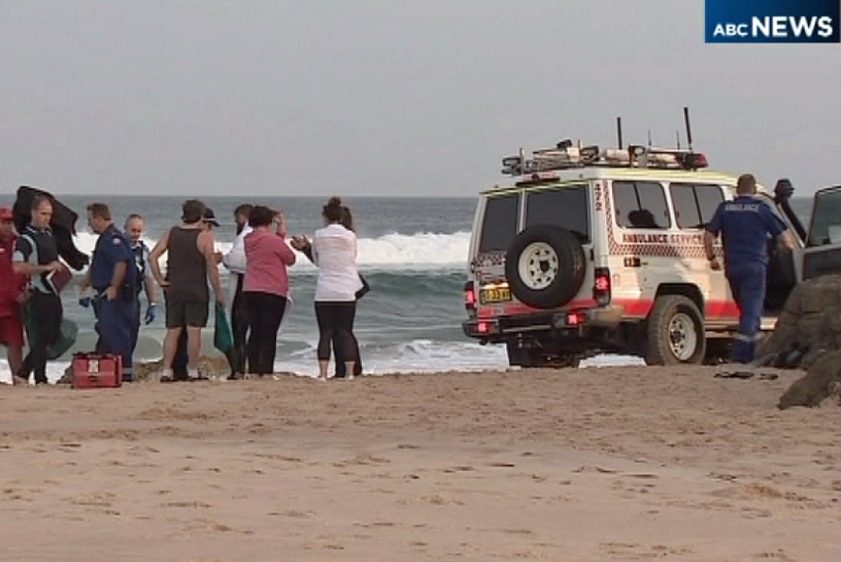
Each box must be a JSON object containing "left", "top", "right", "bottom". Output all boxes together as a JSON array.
[
  {"left": 524, "top": 184, "right": 590, "bottom": 242},
  {"left": 808, "top": 187, "right": 841, "bottom": 247},
  {"left": 478, "top": 193, "right": 520, "bottom": 253}
]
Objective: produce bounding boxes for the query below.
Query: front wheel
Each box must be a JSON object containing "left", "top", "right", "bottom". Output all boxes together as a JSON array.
[{"left": 644, "top": 295, "right": 706, "bottom": 365}]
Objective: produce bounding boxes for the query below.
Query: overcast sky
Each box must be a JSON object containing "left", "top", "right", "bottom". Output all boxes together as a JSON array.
[{"left": 0, "top": 1, "right": 838, "bottom": 197}]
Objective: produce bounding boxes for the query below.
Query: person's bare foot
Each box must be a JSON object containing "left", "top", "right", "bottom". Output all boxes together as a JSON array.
[{"left": 12, "top": 375, "right": 29, "bottom": 386}]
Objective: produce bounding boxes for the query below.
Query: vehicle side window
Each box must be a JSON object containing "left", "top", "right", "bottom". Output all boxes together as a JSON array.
[
  {"left": 479, "top": 194, "right": 520, "bottom": 252},
  {"left": 524, "top": 185, "right": 590, "bottom": 243},
  {"left": 669, "top": 183, "right": 724, "bottom": 229},
  {"left": 612, "top": 181, "right": 670, "bottom": 229},
  {"left": 808, "top": 187, "right": 841, "bottom": 247}
]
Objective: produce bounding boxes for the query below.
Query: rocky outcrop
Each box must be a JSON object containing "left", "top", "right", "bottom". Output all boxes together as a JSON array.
[
  {"left": 757, "top": 274, "right": 841, "bottom": 409},
  {"left": 778, "top": 350, "right": 841, "bottom": 409},
  {"left": 757, "top": 274, "right": 841, "bottom": 370}
]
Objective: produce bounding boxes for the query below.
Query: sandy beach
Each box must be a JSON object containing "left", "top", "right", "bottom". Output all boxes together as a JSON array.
[{"left": 2, "top": 365, "right": 841, "bottom": 561}]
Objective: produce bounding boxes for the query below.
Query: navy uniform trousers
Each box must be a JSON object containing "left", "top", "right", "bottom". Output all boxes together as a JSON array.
[
  {"left": 94, "top": 294, "right": 139, "bottom": 381},
  {"left": 725, "top": 261, "right": 766, "bottom": 364}
]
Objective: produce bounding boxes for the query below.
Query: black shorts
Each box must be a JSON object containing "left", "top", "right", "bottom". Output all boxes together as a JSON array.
[{"left": 165, "top": 300, "right": 209, "bottom": 329}]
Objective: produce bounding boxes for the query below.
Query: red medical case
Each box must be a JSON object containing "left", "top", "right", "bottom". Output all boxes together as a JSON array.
[{"left": 72, "top": 353, "right": 122, "bottom": 389}]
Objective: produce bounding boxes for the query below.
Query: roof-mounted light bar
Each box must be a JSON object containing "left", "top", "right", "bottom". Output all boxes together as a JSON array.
[
  {"left": 501, "top": 107, "right": 708, "bottom": 178},
  {"left": 501, "top": 143, "right": 708, "bottom": 176}
]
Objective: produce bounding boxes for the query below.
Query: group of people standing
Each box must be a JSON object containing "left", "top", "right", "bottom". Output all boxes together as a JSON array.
[{"left": 0, "top": 194, "right": 364, "bottom": 384}]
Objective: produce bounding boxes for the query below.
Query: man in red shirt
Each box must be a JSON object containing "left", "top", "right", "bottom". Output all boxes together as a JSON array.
[{"left": 0, "top": 207, "right": 27, "bottom": 384}]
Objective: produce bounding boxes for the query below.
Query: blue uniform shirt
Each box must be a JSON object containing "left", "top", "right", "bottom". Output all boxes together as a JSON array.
[
  {"left": 91, "top": 224, "right": 135, "bottom": 291},
  {"left": 705, "top": 195, "right": 787, "bottom": 266},
  {"left": 130, "top": 239, "right": 152, "bottom": 292}
]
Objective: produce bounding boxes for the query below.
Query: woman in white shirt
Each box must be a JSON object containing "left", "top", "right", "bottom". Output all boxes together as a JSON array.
[{"left": 293, "top": 196, "right": 362, "bottom": 380}]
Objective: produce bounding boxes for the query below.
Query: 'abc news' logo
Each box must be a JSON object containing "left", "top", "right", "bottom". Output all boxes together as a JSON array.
[{"left": 705, "top": 0, "right": 840, "bottom": 43}]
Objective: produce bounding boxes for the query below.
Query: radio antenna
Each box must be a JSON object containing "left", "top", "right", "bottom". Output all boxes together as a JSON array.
[
  {"left": 616, "top": 116, "right": 623, "bottom": 149},
  {"left": 676, "top": 131, "right": 681, "bottom": 149},
  {"left": 647, "top": 129, "right": 652, "bottom": 147},
  {"left": 683, "top": 106, "right": 694, "bottom": 153}
]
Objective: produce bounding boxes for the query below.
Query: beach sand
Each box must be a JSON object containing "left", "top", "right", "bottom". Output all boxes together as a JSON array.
[{"left": 2, "top": 366, "right": 841, "bottom": 561}]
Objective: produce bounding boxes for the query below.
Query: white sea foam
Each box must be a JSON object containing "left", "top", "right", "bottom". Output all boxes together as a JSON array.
[
  {"left": 70, "top": 231, "right": 472, "bottom": 272},
  {"left": 0, "top": 347, "right": 644, "bottom": 385}
]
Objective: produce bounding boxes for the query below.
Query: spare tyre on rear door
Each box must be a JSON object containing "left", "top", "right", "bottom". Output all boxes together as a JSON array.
[{"left": 505, "top": 225, "right": 586, "bottom": 309}]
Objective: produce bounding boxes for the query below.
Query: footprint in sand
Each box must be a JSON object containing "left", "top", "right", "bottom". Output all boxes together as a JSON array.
[
  {"left": 268, "top": 509, "right": 314, "bottom": 519},
  {"left": 601, "top": 541, "right": 694, "bottom": 558},
  {"left": 398, "top": 493, "right": 464, "bottom": 506},
  {"left": 333, "top": 453, "right": 391, "bottom": 467},
  {"left": 163, "top": 500, "right": 213, "bottom": 509}
]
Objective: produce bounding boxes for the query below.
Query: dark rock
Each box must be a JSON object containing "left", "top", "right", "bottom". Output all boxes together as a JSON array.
[
  {"left": 759, "top": 274, "right": 841, "bottom": 368},
  {"left": 778, "top": 350, "right": 841, "bottom": 409}
]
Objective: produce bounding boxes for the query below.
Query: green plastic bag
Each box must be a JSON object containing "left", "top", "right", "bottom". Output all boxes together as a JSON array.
[
  {"left": 23, "top": 301, "right": 78, "bottom": 359},
  {"left": 213, "top": 301, "right": 234, "bottom": 354},
  {"left": 48, "top": 319, "right": 78, "bottom": 359}
]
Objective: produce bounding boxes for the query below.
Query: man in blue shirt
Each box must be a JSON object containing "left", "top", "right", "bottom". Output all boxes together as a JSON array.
[
  {"left": 86, "top": 203, "right": 138, "bottom": 381},
  {"left": 704, "top": 174, "right": 795, "bottom": 364}
]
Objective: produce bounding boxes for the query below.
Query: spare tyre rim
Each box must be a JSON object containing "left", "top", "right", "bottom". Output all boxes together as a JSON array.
[
  {"left": 668, "top": 312, "right": 697, "bottom": 361},
  {"left": 518, "top": 242, "right": 559, "bottom": 291}
]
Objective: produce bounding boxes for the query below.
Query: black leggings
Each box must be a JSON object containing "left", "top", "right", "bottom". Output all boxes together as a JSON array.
[
  {"left": 245, "top": 292, "right": 287, "bottom": 375},
  {"left": 20, "top": 291, "right": 62, "bottom": 384},
  {"left": 229, "top": 275, "right": 250, "bottom": 374},
  {"left": 315, "top": 301, "right": 357, "bottom": 363}
]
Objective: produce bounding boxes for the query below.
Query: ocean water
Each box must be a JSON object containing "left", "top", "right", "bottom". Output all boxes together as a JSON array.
[
  {"left": 0, "top": 195, "right": 509, "bottom": 381},
  {"left": 0, "top": 194, "right": 815, "bottom": 382}
]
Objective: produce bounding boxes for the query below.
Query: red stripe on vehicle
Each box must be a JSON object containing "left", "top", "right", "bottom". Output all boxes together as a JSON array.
[{"left": 478, "top": 298, "right": 739, "bottom": 320}]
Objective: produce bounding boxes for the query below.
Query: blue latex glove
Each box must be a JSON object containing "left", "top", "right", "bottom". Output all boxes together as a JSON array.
[
  {"left": 144, "top": 303, "right": 157, "bottom": 325},
  {"left": 78, "top": 296, "right": 92, "bottom": 308}
]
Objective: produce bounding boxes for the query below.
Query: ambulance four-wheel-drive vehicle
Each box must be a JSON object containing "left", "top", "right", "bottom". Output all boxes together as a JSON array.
[{"left": 462, "top": 131, "right": 841, "bottom": 368}]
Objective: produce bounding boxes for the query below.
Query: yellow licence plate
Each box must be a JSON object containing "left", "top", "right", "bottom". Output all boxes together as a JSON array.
[{"left": 480, "top": 286, "right": 511, "bottom": 304}]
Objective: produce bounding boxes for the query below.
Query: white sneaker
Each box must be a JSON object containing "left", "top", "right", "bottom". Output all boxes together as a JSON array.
[{"left": 159, "top": 368, "right": 174, "bottom": 383}]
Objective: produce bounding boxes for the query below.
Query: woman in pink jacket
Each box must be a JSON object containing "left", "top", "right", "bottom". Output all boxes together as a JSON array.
[{"left": 243, "top": 205, "right": 296, "bottom": 376}]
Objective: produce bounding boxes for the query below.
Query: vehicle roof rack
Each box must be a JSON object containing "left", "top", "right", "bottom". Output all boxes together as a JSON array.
[{"left": 501, "top": 140, "right": 708, "bottom": 177}]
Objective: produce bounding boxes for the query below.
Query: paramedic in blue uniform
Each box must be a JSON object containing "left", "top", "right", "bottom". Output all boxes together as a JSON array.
[
  {"left": 703, "top": 174, "right": 795, "bottom": 364},
  {"left": 125, "top": 214, "right": 157, "bottom": 359},
  {"left": 87, "top": 203, "right": 138, "bottom": 381}
]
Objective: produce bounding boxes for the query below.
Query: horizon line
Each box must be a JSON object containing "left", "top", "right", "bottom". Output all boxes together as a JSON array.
[{"left": 0, "top": 193, "right": 477, "bottom": 199}]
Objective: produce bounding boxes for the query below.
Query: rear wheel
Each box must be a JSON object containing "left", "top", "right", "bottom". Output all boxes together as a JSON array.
[{"left": 644, "top": 295, "right": 706, "bottom": 365}]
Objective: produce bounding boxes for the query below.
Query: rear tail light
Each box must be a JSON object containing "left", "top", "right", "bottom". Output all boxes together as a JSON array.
[
  {"left": 593, "top": 267, "right": 611, "bottom": 306},
  {"left": 464, "top": 281, "right": 476, "bottom": 310},
  {"left": 565, "top": 311, "right": 587, "bottom": 326}
]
